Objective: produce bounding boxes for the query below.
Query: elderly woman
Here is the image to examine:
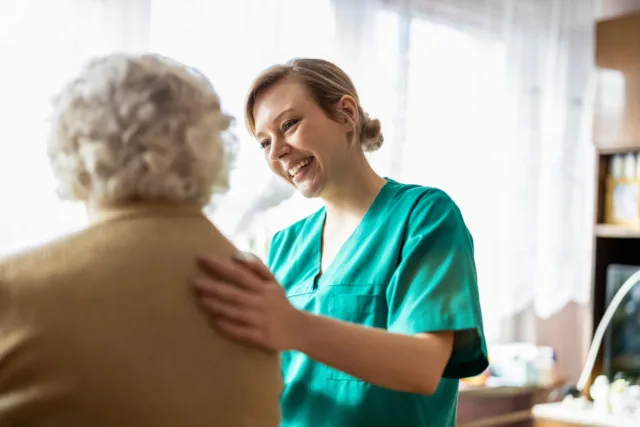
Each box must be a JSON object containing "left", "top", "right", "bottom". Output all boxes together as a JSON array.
[{"left": 0, "top": 54, "right": 281, "bottom": 427}]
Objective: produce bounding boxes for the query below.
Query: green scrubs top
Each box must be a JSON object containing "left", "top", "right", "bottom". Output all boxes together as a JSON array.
[{"left": 267, "top": 179, "right": 488, "bottom": 427}]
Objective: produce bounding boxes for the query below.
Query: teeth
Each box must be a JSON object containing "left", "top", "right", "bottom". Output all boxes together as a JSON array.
[{"left": 288, "top": 158, "right": 312, "bottom": 177}]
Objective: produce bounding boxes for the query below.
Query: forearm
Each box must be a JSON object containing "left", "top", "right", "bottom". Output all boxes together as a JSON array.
[{"left": 291, "top": 311, "right": 453, "bottom": 395}]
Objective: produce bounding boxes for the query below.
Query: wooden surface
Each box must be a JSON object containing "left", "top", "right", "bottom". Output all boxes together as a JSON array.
[
  {"left": 593, "top": 70, "right": 640, "bottom": 149},
  {"left": 597, "top": 0, "right": 640, "bottom": 21},
  {"left": 588, "top": 10, "right": 640, "bottom": 397},
  {"left": 593, "top": 12, "right": 640, "bottom": 149},
  {"left": 595, "top": 12, "right": 640, "bottom": 70},
  {"left": 534, "top": 419, "right": 592, "bottom": 427},
  {"left": 458, "top": 409, "right": 531, "bottom": 427},
  {"left": 532, "top": 402, "right": 637, "bottom": 427},
  {"left": 534, "top": 421, "right": 583, "bottom": 427},
  {"left": 459, "top": 382, "right": 562, "bottom": 398},
  {"left": 457, "top": 381, "right": 566, "bottom": 427},
  {"left": 594, "top": 223, "right": 640, "bottom": 239}
]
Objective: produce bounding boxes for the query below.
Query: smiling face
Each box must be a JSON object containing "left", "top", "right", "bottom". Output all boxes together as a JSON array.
[{"left": 253, "top": 77, "right": 356, "bottom": 198}]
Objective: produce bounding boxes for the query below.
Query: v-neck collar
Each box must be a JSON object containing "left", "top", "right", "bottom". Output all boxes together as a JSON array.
[{"left": 312, "top": 179, "right": 394, "bottom": 287}]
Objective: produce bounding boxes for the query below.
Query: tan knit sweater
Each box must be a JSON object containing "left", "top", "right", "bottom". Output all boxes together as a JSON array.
[{"left": 0, "top": 204, "right": 281, "bottom": 427}]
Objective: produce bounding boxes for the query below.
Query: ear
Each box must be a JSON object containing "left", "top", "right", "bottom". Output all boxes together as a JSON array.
[{"left": 336, "top": 95, "right": 358, "bottom": 130}]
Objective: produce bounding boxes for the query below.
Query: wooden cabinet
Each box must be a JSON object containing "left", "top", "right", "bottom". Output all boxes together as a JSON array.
[
  {"left": 593, "top": 70, "right": 640, "bottom": 149},
  {"left": 588, "top": 11, "right": 640, "bottom": 396},
  {"left": 593, "top": 12, "right": 640, "bottom": 150}
]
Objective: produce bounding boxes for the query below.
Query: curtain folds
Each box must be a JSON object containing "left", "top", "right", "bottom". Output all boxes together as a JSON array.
[{"left": 0, "top": 0, "right": 597, "bottom": 343}]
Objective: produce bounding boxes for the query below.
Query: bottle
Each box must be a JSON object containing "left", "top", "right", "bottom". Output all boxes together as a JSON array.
[
  {"left": 624, "top": 153, "right": 636, "bottom": 179},
  {"left": 590, "top": 375, "right": 612, "bottom": 414},
  {"left": 610, "top": 155, "right": 623, "bottom": 178},
  {"left": 535, "top": 347, "right": 556, "bottom": 385}
]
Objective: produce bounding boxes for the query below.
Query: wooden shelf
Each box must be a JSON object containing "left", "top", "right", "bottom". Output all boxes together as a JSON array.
[
  {"left": 595, "top": 224, "right": 640, "bottom": 238},
  {"left": 597, "top": 145, "right": 640, "bottom": 155}
]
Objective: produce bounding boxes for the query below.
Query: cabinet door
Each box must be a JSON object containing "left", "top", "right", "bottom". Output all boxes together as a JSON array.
[
  {"left": 593, "top": 69, "right": 640, "bottom": 150},
  {"left": 594, "top": 12, "right": 640, "bottom": 151}
]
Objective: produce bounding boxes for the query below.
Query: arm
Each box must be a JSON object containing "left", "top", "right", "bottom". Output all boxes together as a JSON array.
[
  {"left": 292, "top": 312, "right": 453, "bottom": 395},
  {"left": 194, "top": 253, "right": 451, "bottom": 395}
]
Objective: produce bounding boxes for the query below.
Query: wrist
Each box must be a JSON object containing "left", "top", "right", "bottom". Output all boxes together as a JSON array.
[{"left": 288, "top": 309, "right": 315, "bottom": 352}]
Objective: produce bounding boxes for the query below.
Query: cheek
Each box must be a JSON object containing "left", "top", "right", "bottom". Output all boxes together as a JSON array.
[
  {"left": 316, "top": 126, "right": 349, "bottom": 157},
  {"left": 291, "top": 122, "right": 325, "bottom": 151},
  {"left": 317, "top": 120, "right": 349, "bottom": 148},
  {"left": 267, "top": 158, "right": 286, "bottom": 176}
]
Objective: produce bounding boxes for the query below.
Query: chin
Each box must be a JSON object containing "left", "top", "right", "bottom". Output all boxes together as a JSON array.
[{"left": 296, "top": 181, "right": 323, "bottom": 199}]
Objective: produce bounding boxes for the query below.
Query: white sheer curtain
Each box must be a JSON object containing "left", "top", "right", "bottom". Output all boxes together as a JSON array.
[
  {"left": 392, "top": 0, "right": 597, "bottom": 341},
  {"left": 0, "top": 0, "right": 150, "bottom": 256},
  {"left": 144, "top": 0, "right": 405, "bottom": 239},
  {"left": 0, "top": 0, "right": 596, "bottom": 343}
]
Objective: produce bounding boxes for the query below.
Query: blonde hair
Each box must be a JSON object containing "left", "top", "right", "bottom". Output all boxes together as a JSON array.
[
  {"left": 48, "top": 53, "right": 235, "bottom": 206},
  {"left": 245, "top": 58, "right": 383, "bottom": 152}
]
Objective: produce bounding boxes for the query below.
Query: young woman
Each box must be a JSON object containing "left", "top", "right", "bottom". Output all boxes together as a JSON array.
[{"left": 193, "top": 58, "right": 488, "bottom": 427}]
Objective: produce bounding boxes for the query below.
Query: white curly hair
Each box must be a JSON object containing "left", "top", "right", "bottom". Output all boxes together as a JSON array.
[{"left": 47, "top": 53, "right": 235, "bottom": 206}]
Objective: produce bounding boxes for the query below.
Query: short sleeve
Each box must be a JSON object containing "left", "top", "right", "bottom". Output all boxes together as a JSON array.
[
  {"left": 385, "top": 190, "right": 488, "bottom": 379},
  {"left": 266, "top": 231, "right": 283, "bottom": 271}
]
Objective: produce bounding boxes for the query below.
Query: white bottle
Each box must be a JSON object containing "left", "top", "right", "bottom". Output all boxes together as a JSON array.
[
  {"left": 623, "top": 153, "right": 636, "bottom": 179},
  {"left": 610, "top": 155, "right": 623, "bottom": 178},
  {"left": 590, "top": 375, "right": 612, "bottom": 415}
]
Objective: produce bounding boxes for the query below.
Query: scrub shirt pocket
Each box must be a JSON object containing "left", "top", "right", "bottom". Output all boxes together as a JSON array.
[{"left": 324, "top": 286, "right": 387, "bottom": 380}]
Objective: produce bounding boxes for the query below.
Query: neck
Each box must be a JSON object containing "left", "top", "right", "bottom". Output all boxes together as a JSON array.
[{"left": 321, "top": 151, "right": 387, "bottom": 220}]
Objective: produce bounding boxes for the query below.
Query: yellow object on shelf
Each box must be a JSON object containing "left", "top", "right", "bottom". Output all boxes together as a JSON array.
[{"left": 605, "top": 177, "right": 640, "bottom": 228}]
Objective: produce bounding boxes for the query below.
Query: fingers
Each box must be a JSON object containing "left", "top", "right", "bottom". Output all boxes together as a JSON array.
[
  {"left": 231, "top": 252, "right": 275, "bottom": 281},
  {"left": 193, "top": 277, "right": 257, "bottom": 308},
  {"left": 191, "top": 252, "right": 281, "bottom": 351},
  {"left": 196, "top": 282, "right": 264, "bottom": 347},
  {"left": 215, "top": 319, "right": 261, "bottom": 344},
  {"left": 196, "top": 255, "right": 263, "bottom": 292},
  {"left": 200, "top": 295, "right": 257, "bottom": 326},
  {"left": 195, "top": 278, "right": 261, "bottom": 327}
]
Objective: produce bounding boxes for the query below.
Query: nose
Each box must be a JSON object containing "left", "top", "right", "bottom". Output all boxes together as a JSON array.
[{"left": 268, "top": 136, "right": 290, "bottom": 160}]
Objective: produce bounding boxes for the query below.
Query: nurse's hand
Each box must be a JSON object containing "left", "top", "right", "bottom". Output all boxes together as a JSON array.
[{"left": 192, "top": 252, "right": 303, "bottom": 351}]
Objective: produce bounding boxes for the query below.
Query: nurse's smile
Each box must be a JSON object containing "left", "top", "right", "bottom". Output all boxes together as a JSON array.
[{"left": 288, "top": 157, "right": 315, "bottom": 182}]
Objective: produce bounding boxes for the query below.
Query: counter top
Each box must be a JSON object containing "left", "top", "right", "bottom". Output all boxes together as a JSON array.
[
  {"left": 460, "top": 384, "right": 549, "bottom": 397},
  {"left": 532, "top": 402, "right": 638, "bottom": 427},
  {"left": 459, "top": 379, "right": 565, "bottom": 398}
]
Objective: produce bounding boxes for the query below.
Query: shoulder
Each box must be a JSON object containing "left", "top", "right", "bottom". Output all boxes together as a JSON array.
[
  {"left": 0, "top": 230, "right": 89, "bottom": 293},
  {"left": 269, "top": 208, "right": 323, "bottom": 249},
  {"left": 0, "top": 244, "right": 46, "bottom": 304},
  {"left": 384, "top": 180, "right": 474, "bottom": 257},
  {"left": 388, "top": 180, "right": 466, "bottom": 230}
]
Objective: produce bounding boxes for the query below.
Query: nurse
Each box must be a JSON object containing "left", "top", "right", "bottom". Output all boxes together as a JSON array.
[{"left": 193, "top": 58, "right": 488, "bottom": 427}]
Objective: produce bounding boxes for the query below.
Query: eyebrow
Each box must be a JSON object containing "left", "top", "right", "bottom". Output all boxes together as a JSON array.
[{"left": 255, "top": 107, "right": 295, "bottom": 139}]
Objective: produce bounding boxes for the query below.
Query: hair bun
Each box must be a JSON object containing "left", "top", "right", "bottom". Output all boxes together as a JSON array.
[{"left": 360, "top": 115, "right": 384, "bottom": 152}]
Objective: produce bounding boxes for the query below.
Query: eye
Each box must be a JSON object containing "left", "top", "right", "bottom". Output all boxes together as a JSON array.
[
  {"left": 281, "top": 119, "right": 299, "bottom": 132},
  {"left": 259, "top": 139, "right": 271, "bottom": 150}
]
